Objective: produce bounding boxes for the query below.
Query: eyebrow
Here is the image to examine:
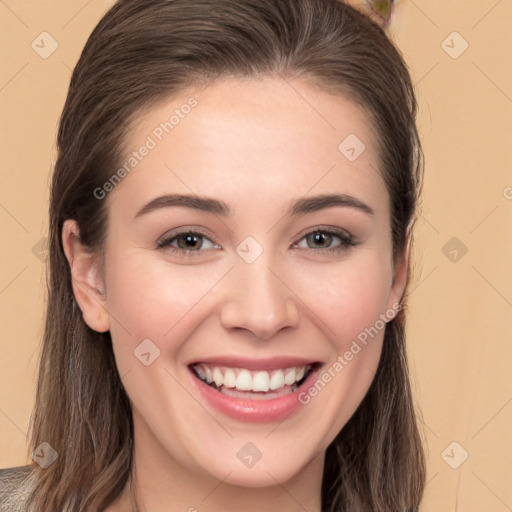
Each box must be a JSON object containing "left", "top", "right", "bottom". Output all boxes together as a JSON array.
[
  {"left": 134, "top": 192, "right": 374, "bottom": 219},
  {"left": 288, "top": 193, "right": 374, "bottom": 216}
]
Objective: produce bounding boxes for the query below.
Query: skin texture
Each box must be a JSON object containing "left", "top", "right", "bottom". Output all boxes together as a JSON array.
[{"left": 62, "top": 77, "right": 410, "bottom": 512}]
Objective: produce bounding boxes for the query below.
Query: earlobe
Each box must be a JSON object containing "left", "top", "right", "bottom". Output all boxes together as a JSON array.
[{"left": 61, "top": 219, "right": 110, "bottom": 333}]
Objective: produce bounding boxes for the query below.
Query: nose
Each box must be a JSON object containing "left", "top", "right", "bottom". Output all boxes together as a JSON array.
[{"left": 220, "top": 258, "right": 300, "bottom": 340}]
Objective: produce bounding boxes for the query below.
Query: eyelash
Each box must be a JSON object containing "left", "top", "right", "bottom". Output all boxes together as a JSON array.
[
  {"left": 156, "top": 226, "right": 358, "bottom": 257},
  {"left": 293, "top": 227, "right": 358, "bottom": 253}
]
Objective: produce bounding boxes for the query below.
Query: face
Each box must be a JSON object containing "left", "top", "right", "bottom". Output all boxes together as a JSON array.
[{"left": 65, "top": 77, "right": 408, "bottom": 490}]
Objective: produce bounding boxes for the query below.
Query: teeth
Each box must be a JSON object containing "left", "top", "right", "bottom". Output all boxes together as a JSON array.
[
  {"left": 195, "top": 366, "right": 206, "bottom": 381},
  {"left": 284, "top": 368, "right": 296, "bottom": 385},
  {"left": 269, "top": 369, "right": 284, "bottom": 390},
  {"left": 213, "top": 367, "right": 224, "bottom": 387},
  {"left": 252, "top": 371, "right": 270, "bottom": 392},
  {"left": 223, "top": 368, "right": 236, "bottom": 388},
  {"left": 236, "top": 369, "right": 253, "bottom": 391},
  {"left": 192, "top": 364, "right": 311, "bottom": 393}
]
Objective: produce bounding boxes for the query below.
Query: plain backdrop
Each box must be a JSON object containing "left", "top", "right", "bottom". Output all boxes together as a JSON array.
[{"left": 1, "top": 1, "right": 511, "bottom": 511}]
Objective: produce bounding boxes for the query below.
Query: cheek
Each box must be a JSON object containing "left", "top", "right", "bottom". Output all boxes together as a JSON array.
[
  {"left": 289, "top": 254, "right": 393, "bottom": 442},
  {"left": 104, "top": 253, "right": 228, "bottom": 365},
  {"left": 290, "top": 253, "right": 393, "bottom": 346}
]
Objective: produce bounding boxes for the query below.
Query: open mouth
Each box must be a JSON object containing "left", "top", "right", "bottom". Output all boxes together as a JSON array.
[{"left": 189, "top": 362, "right": 321, "bottom": 400}]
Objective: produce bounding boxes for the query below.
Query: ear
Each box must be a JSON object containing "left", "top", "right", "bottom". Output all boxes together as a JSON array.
[
  {"left": 386, "top": 219, "right": 414, "bottom": 314},
  {"left": 62, "top": 219, "right": 110, "bottom": 333}
]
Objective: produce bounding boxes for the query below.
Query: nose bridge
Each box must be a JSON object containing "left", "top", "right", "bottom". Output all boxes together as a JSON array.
[{"left": 220, "top": 252, "right": 299, "bottom": 339}]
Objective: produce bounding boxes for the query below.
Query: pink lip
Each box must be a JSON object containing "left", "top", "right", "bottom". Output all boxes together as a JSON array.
[
  {"left": 188, "top": 363, "right": 322, "bottom": 423},
  {"left": 188, "top": 355, "right": 319, "bottom": 371}
]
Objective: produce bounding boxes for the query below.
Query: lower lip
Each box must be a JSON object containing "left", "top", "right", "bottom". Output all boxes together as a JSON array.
[{"left": 188, "top": 365, "right": 321, "bottom": 423}]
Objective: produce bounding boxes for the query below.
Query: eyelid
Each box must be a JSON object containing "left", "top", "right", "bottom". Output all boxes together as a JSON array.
[
  {"left": 292, "top": 225, "right": 355, "bottom": 246},
  {"left": 156, "top": 224, "right": 357, "bottom": 255},
  {"left": 156, "top": 226, "right": 221, "bottom": 250}
]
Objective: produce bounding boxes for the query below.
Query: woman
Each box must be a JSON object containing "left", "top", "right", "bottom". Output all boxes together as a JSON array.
[{"left": 0, "top": 0, "right": 426, "bottom": 510}]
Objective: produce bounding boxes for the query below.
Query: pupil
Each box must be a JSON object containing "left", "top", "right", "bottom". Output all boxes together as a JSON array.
[
  {"left": 179, "top": 234, "right": 201, "bottom": 250},
  {"left": 310, "top": 231, "right": 331, "bottom": 248}
]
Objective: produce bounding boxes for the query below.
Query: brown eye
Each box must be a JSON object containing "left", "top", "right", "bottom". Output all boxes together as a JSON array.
[
  {"left": 306, "top": 231, "right": 334, "bottom": 249},
  {"left": 157, "top": 231, "right": 220, "bottom": 253},
  {"left": 176, "top": 233, "right": 204, "bottom": 250},
  {"left": 294, "top": 228, "right": 357, "bottom": 252}
]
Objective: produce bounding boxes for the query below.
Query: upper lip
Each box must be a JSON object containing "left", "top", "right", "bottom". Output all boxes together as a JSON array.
[{"left": 188, "top": 356, "right": 322, "bottom": 371}]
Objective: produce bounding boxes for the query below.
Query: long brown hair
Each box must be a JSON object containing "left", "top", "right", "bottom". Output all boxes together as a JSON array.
[{"left": 21, "top": 0, "right": 426, "bottom": 510}]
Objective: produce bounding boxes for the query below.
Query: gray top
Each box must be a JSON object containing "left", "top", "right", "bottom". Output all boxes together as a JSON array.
[{"left": 0, "top": 466, "right": 31, "bottom": 512}]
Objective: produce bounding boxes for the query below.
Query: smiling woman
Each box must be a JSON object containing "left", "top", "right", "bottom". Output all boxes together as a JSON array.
[{"left": 0, "top": 1, "right": 426, "bottom": 511}]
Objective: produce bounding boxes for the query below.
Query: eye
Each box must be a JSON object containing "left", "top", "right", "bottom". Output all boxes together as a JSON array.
[
  {"left": 157, "top": 230, "right": 220, "bottom": 255},
  {"left": 293, "top": 227, "right": 357, "bottom": 253},
  {"left": 156, "top": 226, "right": 357, "bottom": 257}
]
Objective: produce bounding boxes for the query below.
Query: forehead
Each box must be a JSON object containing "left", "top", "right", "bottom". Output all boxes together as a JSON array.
[{"left": 109, "top": 77, "right": 387, "bottom": 219}]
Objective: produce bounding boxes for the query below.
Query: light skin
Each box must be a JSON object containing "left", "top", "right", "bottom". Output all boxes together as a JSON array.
[{"left": 62, "top": 77, "right": 410, "bottom": 512}]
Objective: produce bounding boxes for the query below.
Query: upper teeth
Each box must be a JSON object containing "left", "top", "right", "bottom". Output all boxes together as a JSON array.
[{"left": 192, "top": 364, "right": 309, "bottom": 392}]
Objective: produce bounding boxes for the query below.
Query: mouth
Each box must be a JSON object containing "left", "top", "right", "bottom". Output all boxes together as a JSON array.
[{"left": 189, "top": 362, "right": 322, "bottom": 401}]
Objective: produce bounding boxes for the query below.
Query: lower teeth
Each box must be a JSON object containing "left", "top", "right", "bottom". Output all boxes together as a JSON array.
[{"left": 218, "top": 384, "right": 296, "bottom": 400}]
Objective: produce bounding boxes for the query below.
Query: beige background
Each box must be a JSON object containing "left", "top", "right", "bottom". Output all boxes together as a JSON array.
[{"left": 1, "top": 1, "right": 511, "bottom": 510}]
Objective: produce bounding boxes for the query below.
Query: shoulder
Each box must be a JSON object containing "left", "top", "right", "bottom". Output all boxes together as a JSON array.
[{"left": 0, "top": 466, "right": 32, "bottom": 512}]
